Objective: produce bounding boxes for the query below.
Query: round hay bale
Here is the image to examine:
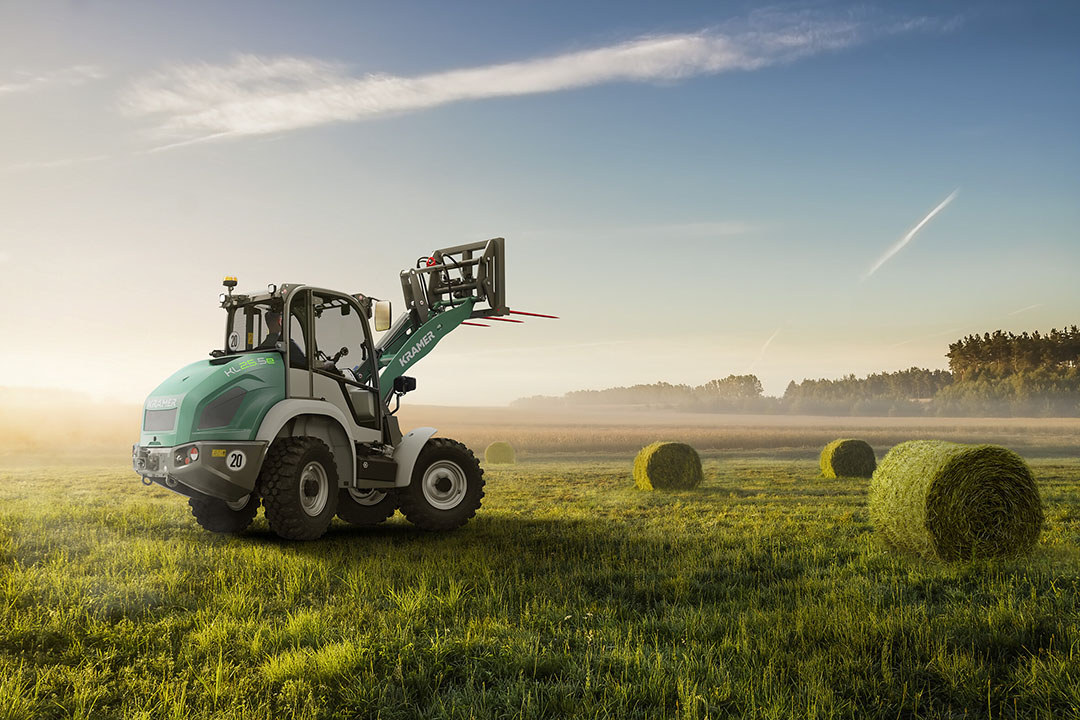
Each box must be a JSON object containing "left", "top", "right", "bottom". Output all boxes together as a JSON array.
[
  {"left": 869, "top": 440, "right": 1043, "bottom": 561},
  {"left": 633, "top": 442, "right": 702, "bottom": 491},
  {"left": 820, "top": 438, "right": 877, "bottom": 478},
  {"left": 484, "top": 441, "right": 516, "bottom": 464}
]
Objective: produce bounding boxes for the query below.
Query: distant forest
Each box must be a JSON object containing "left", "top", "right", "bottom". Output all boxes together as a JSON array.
[{"left": 514, "top": 326, "right": 1080, "bottom": 417}]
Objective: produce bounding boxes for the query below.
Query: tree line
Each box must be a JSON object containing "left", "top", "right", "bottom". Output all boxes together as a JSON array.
[
  {"left": 947, "top": 327, "right": 1080, "bottom": 380},
  {"left": 513, "top": 327, "right": 1080, "bottom": 417}
]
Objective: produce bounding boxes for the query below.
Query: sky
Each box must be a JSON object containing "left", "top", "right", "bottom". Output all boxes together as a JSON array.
[{"left": 1, "top": 1, "right": 1078, "bottom": 406}]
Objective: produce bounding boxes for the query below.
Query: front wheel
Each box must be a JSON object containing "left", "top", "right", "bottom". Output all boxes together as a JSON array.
[
  {"left": 258, "top": 437, "right": 339, "bottom": 540},
  {"left": 398, "top": 438, "right": 484, "bottom": 531},
  {"left": 189, "top": 493, "right": 259, "bottom": 533}
]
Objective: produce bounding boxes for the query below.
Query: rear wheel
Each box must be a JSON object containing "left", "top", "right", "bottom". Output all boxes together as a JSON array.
[
  {"left": 188, "top": 493, "right": 259, "bottom": 533},
  {"left": 399, "top": 438, "right": 484, "bottom": 531},
  {"left": 258, "top": 437, "right": 339, "bottom": 540},
  {"left": 337, "top": 487, "right": 398, "bottom": 526}
]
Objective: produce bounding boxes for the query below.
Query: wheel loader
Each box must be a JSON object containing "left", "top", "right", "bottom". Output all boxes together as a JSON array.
[{"left": 132, "top": 238, "right": 536, "bottom": 540}]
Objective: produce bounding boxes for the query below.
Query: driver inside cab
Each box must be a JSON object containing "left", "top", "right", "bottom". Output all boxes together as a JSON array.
[
  {"left": 257, "top": 310, "right": 336, "bottom": 372},
  {"left": 257, "top": 311, "right": 308, "bottom": 369}
]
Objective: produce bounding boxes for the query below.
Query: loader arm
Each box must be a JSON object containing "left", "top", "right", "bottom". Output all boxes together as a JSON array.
[{"left": 376, "top": 297, "right": 476, "bottom": 402}]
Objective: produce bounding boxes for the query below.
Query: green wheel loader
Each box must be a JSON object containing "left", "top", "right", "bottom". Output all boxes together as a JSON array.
[{"left": 133, "top": 238, "right": 526, "bottom": 540}]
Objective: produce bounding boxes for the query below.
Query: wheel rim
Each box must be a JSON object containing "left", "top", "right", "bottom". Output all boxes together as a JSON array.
[
  {"left": 299, "top": 461, "right": 330, "bottom": 516},
  {"left": 421, "top": 460, "right": 467, "bottom": 510},
  {"left": 225, "top": 494, "right": 251, "bottom": 511},
  {"left": 347, "top": 487, "right": 386, "bottom": 506}
]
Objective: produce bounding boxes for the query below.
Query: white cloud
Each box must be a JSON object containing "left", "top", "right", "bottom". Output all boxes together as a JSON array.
[
  {"left": 125, "top": 15, "right": 869, "bottom": 145},
  {"left": 0, "top": 65, "right": 104, "bottom": 97}
]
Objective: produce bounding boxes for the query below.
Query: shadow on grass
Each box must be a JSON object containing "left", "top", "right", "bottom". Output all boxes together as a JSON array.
[{"left": 236, "top": 512, "right": 825, "bottom": 615}]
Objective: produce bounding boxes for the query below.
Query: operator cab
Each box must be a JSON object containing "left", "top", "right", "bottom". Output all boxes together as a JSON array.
[{"left": 216, "top": 284, "right": 389, "bottom": 444}]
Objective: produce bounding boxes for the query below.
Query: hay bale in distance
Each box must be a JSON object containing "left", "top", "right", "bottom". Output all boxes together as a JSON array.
[
  {"left": 869, "top": 440, "right": 1043, "bottom": 561},
  {"left": 820, "top": 438, "right": 877, "bottom": 478},
  {"left": 634, "top": 442, "right": 702, "bottom": 491},
  {"left": 484, "top": 441, "right": 516, "bottom": 464}
]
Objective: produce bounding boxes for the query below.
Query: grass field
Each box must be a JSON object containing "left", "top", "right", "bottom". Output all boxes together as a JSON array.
[{"left": 1, "top": 445, "right": 1078, "bottom": 718}]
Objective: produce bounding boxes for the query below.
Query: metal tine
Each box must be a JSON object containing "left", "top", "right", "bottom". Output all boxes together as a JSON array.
[{"left": 510, "top": 310, "right": 559, "bottom": 319}]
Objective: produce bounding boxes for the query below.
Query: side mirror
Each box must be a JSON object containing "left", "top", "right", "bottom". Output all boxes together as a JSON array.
[
  {"left": 393, "top": 376, "right": 416, "bottom": 394},
  {"left": 374, "top": 300, "right": 392, "bottom": 332}
]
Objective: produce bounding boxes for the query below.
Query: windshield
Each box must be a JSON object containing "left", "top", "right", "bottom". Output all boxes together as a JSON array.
[
  {"left": 313, "top": 291, "right": 375, "bottom": 385},
  {"left": 223, "top": 300, "right": 284, "bottom": 354}
]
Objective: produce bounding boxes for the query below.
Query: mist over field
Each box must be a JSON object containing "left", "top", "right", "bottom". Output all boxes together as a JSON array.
[{"left": 4, "top": 388, "right": 1080, "bottom": 466}]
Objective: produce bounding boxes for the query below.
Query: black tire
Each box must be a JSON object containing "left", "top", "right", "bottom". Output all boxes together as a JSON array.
[
  {"left": 337, "top": 487, "right": 398, "bottom": 526},
  {"left": 258, "top": 437, "right": 339, "bottom": 540},
  {"left": 188, "top": 493, "right": 259, "bottom": 533},
  {"left": 398, "top": 438, "right": 484, "bottom": 531}
]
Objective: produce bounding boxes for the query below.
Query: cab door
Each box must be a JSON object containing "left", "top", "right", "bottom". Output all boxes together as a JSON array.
[{"left": 310, "top": 291, "right": 382, "bottom": 443}]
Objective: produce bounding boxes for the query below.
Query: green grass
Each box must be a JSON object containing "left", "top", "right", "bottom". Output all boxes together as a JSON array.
[{"left": 0, "top": 456, "right": 1078, "bottom": 719}]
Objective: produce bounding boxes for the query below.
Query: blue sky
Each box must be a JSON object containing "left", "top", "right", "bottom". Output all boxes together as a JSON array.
[{"left": 1, "top": 2, "right": 1077, "bottom": 404}]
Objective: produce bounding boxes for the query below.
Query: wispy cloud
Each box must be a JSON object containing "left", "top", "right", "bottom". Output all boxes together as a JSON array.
[
  {"left": 441, "top": 339, "right": 639, "bottom": 358},
  {"left": 125, "top": 14, "right": 887, "bottom": 146},
  {"left": 863, "top": 189, "right": 959, "bottom": 280},
  {"left": 613, "top": 220, "right": 765, "bottom": 239},
  {"left": 3, "top": 154, "right": 111, "bottom": 173},
  {"left": 519, "top": 220, "right": 764, "bottom": 244},
  {"left": 0, "top": 65, "right": 104, "bottom": 97}
]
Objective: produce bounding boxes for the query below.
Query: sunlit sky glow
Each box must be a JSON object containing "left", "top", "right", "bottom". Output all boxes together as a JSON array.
[{"left": 1, "top": 1, "right": 1077, "bottom": 405}]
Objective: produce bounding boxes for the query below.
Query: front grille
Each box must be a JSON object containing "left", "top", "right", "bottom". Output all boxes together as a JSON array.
[{"left": 143, "top": 408, "right": 177, "bottom": 432}]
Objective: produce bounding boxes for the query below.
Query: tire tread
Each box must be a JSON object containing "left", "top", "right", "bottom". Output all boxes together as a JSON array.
[{"left": 258, "top": 437, "right": 339, "bottom": 540}]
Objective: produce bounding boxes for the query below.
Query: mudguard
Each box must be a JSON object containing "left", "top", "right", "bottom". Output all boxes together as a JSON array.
[
  {"left": 255, "top": 399, "right": 356, "bottom": 485},
  {"left": 392, "top": 427, "right": 438, "bottom": 487}
]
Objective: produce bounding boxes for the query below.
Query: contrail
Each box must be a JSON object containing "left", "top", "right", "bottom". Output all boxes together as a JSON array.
[
  {"left": 749, "top": 326, "right": 782, "bottom": 370},
  {"left": 1007, "top": 303, "right": 1043, "bottom": 316},
  {"left": 887, "top": 326, "right": 965, "bottom": 349},
  {"left": 863, "top": 189, "right": 958, "bottom": 280},
  {"left": 889, "top": 303, "right": 1045, "bottom": 348}
]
